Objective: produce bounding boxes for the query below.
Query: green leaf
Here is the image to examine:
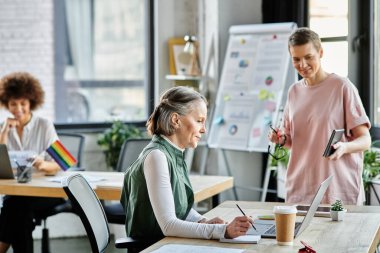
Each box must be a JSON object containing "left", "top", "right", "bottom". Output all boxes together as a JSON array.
[
  {"left": 331, "top": 199, "right": 344, "bottom": 211},
  {"left": 97, "top": 120, "right": 145, "bottom": 169},
  {"left": 363, "top": 147, "right": 380, "bottom": 192}
]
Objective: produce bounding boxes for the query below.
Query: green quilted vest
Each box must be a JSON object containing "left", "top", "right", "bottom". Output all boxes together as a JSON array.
[{"left": 120, "top": 135, "right": 194, "bottom": 238}]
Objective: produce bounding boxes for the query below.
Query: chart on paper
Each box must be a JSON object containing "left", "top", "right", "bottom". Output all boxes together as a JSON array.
[{"left": 208, "top": 23, "right": 298, "bottom": 152}]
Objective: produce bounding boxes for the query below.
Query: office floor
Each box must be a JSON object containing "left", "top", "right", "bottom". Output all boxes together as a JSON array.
[{"left": 7, "top": 236, "right": 120, "bottom": 253}]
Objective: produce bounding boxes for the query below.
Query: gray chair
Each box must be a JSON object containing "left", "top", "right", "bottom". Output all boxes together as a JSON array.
[
  {"left": 62, "top": 174, "right": 158, "bottom": 253},
  {"left": 35, "top": 133, "right": 85, "bottom": 253},
  {"left": 58, "top": 133, "right": 86, "bottom": 169},
  {"left": 116, "top": 138, "right": 151, "bottom": 173},
  {"left": 62, "top": 174, "right": 110, "bottom": 253},
  {"left": 103, "top": 138, "right": 150, "bottom": 224}
]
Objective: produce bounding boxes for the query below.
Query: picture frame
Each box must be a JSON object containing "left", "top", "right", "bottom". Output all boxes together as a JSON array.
[{"left": 168, "top": 37, "right": 200, "bottom": 75}]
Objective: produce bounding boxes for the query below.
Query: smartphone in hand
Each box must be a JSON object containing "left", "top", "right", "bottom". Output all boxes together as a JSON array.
[{"left": 323, "top": 129, "right": 344, "bottom": 157}]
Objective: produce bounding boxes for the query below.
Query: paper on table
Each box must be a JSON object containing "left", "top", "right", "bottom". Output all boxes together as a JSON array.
[
  {"left": 46, "top": 175, "right": 105, "bottom": 183},
  {"left": 9, "top": 151, "right": 37, "bottom": 167},
  {"left": 220, "top": 235, "right": 261, "bottom": 244},
  {"left": 151, "top": 244, "right": 244, "bottom": 253}
]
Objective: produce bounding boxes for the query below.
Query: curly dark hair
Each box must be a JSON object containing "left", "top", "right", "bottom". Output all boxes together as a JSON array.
[{"left": 0, "top": 72, "right": 45, "bottom": 110}]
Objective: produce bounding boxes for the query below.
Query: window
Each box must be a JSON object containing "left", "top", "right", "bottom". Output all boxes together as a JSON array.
[
  {"left": 54, "top": 0, "right": 153, "bottom": 125},
  {"left": 309, "top": 0, "right": 348, "bottom": 77}
]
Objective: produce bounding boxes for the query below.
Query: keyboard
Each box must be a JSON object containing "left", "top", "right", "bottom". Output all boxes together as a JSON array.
[{"left": 264, "top": 222, "right": 302, "bottom": 235}]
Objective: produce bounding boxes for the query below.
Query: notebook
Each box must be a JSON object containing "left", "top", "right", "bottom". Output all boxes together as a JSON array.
[
  {"left": 247, "top": 175, "right": 333, "bottom": 238},
  {"left": 0, "top": 144, "right": 16, "bottom": 179},
  {"left": 220, "top": 235, "right": 260, "bottom": 244},
  {"left": 323, "top": 129, "right": 345, "bottom": 157}
]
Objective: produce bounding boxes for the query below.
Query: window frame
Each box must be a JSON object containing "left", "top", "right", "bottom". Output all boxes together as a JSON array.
[
  {"left": 53, "top": 0, "right": 154, "bottom": 131},
  {"left": 309, "top": 0, "right": 349, "bottom": 77},
  {"left": 308, "top": 0, "right": 376, "bottom": 137},
  {"left": 349, "top": 0, "right": 377, "bottom": 138}
]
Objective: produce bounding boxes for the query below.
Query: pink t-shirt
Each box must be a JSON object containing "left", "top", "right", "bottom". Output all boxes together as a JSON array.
[{"left": 283, "top": 73, "right": 370, "bottom": 205}]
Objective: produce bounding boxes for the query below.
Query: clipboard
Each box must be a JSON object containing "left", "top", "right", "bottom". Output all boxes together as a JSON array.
[{"left": 323, "top": 129, "right": 344, "bottom": 157}]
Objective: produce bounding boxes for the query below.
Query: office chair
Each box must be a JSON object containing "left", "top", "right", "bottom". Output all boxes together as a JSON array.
[
  {"left": 35, "top": 133, "right": 85, "bottom": 253},
  {"left": 57, "top": 133, "right": 85, "bottom": 169},
  {"left": 62, "top": 174, "right": 159, "bottom": 253},
  {"left": 103, "top": 138, "right": 151, "bottom": 224}
]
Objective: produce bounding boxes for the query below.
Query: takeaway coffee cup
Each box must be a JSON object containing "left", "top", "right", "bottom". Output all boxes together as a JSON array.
[
  {"left": 273, "top": 206, "right": 297, "bottom": 246},
  {"left": 16, "top": 165, "right": 32, "bottom": 183}
]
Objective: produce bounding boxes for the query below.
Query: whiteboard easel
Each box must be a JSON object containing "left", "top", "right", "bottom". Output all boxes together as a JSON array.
[{"left": 207, "top": 23, "right": 298, "bottom": 200}]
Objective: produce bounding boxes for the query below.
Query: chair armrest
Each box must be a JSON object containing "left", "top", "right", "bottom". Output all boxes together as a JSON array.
[
  {"left": 115, "top": 237, "right": 138, "bottom": 248},
  {"left": 115, "top": 236, "right": 161, "bottom": 250}
]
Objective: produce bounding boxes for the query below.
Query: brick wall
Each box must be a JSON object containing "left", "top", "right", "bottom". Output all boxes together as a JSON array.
[{"left": 0, "top": 0, "right": 55, "bottom": 120}]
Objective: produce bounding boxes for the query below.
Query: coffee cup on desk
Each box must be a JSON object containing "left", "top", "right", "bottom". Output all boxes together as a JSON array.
[
  {"left": 16, "top": 165, "right": 32, "bottom": 183},
  {"left": 273, "top": 206, "right": 297, "bottom": 246}
]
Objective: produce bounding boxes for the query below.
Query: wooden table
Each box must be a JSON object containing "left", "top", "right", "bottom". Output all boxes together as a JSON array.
[
  {"left": 142, "top": 201, "right": 380, "bottom": 253},
  {"left": 0, "top": 171, "right": 233, "bottom": 202}
]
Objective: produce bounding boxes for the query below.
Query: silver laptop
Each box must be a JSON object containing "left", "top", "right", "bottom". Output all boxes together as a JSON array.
[
  {"left": 0, "top": 144, "right": 16, "bottom": 179},
  {"left": 248, "top": 175, "right": 333, "bottom": 238}
]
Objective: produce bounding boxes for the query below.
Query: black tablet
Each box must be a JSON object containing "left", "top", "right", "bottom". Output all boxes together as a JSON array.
[{"left": 323, "top": 129, "right": 345, "bottom": 157}]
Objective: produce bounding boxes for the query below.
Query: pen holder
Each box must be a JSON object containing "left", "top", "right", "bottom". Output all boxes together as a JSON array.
[{"left": 16, "top": 165, "right": 32, "bottom": 183}]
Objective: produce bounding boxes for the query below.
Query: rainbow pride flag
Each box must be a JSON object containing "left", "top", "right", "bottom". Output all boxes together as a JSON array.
[{"left": 46, "top": 140, "right": 77, "bottom": 171}]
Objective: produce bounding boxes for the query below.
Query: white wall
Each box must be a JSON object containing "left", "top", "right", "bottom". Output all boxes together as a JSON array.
[{"left": 0, "top": 0, "right": 55, "bottom": 120}]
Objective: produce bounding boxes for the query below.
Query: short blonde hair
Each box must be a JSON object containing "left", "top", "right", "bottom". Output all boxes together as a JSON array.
[{"left": 288, "top": 27, "right": 322, "bottom": 51}]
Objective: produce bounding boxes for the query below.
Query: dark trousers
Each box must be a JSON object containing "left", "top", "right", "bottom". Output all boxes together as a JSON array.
[{"left": 0, "top": 196, "right": 65, "bottom": 253}]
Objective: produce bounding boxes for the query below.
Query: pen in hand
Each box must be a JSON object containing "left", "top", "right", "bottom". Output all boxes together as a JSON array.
[{"left": 236, "top": 204, "right": 257, "bottom": 231}]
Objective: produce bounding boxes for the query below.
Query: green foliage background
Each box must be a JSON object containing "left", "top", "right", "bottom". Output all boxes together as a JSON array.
[{"left": 97, "top": 121, "right": 144, "bottom": 169}]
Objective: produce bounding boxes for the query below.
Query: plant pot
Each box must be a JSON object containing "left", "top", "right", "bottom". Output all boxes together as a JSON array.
[{"left": 330, "top": 209, "right": 347, "bottom": 221}]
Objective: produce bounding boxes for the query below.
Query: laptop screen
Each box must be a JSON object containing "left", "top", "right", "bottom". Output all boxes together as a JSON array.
[
  {"left": 295, "top": 175, "right": 333, "bottom": 237},
  {"left": 0, "top": 144, "right": 15, "bottom": 179}
]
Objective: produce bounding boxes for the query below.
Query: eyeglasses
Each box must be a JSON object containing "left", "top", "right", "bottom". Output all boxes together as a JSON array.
[
  {"left": 268, "top": 144, "right": 287, "bottom": 160},
  {"left": 268, "top": 125, "right": 287, "bottom": 160}
]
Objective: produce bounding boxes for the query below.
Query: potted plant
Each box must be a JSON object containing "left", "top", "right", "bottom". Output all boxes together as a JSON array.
[
  {"left": 363, "top": 144, "right": 380, "bottom": 204},
  {"left": 330, "top": 199, "right": 346, "bottom": 221},
  {"left": 97, "top": 121, "right": 145, "bottom": 170}
]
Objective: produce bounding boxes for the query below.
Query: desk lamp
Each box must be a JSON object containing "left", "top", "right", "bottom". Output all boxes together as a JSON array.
[{"left": 184, "top": 35, "right": 201, "bottom": 76}]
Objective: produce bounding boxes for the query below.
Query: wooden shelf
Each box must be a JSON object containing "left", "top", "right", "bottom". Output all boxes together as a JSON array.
[{"left": 165, "top": 74, "right": 201, "bottom": 81}]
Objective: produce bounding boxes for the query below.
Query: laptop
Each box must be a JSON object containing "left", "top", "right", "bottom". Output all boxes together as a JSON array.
[
  {"left": 0, "top": 144, "right": 16, "bottom": 179},
  {"left": 248, "top": 175, "right": 333, "bottom": 238}
]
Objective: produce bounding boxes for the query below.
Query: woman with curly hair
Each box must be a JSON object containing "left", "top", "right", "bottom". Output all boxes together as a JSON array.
[{"left": 0, "top": 72, "right": 65, "bottom": 253}]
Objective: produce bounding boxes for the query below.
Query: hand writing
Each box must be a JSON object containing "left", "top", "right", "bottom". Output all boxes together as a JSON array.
[{"left": 224, "top": 216, "right": 253, "bottom": 239}]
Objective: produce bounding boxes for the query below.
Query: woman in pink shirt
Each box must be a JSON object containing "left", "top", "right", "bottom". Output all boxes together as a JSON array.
[{"left": 268, "top": 28, "right": 371, "bottom": 205}]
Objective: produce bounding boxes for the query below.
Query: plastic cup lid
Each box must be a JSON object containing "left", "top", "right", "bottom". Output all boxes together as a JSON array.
[{"left": 273, "top": 206, "right": 297, "bottom": 214}]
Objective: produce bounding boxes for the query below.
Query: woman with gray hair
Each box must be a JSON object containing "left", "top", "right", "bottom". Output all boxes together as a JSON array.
[{"left": 121, "top": 86, "right": 251, "bottom": 251}]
